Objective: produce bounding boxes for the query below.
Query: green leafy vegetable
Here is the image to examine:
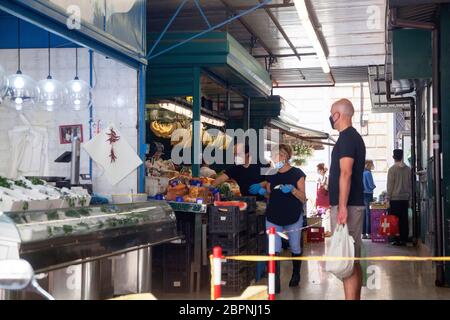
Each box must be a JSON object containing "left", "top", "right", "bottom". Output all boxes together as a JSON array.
[
  {"left": 0, "top": 177, "right": 12, "bottom": 189},
  {"left": 30, "top": 177, "right": 44, "bottom": 185},
  {"left": 65, "top": 210, "right": 80, "bottom": 218},
  {"left": 46, "top": 211, "right": 59, "bottom": 221}
]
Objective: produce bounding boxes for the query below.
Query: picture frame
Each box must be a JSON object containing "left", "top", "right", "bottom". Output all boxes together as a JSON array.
[{"left": 59, "top": 124, "right": 83, "bottom": 144}]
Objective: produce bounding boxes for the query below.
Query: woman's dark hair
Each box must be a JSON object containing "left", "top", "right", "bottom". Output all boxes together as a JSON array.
[{"left": 317, "top": 163, "right": 328, "bottom": 173}]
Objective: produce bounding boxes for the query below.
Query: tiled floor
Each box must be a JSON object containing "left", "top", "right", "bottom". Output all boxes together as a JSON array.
[
  {"left": 155, "top": 239, "right": 450, "bottom": 300},
  {"left": 274, "top": 239, "right": 450, "bottom": 300}
]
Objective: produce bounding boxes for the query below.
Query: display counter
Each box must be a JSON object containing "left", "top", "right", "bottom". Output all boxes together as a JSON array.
[{"left": 0, "top": 201, "right": 179, "bottom": 299}]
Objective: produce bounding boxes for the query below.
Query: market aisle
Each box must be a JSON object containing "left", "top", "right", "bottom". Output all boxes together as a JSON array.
[{"left": 275, "top": 239, "right": 450, "bottom": 300}]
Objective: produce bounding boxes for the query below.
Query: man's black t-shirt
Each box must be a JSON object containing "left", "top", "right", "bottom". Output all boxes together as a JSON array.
[
  {"left": 225, "top": 163, "right": 267, "bottom": 196},
  {"left": 266, "top": 167, "right": 306, "bottom": 226},
  {"left": 329, "top": 126, "right": 366, "bottom": 206}
]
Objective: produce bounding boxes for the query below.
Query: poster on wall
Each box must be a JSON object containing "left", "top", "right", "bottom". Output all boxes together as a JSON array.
[{"left": 59, "top": 124, "right": 83, "bottom": 144}]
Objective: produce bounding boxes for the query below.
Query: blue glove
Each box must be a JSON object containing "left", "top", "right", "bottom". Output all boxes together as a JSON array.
[
  {"left": 258, "top": 187, "right": 267, "bottom": 196},
  {"left": 280, "top": 184, "right": 295, "bottom": 194},
  {"left": 249, "top": 183, "right": 262, "bottom": 195}
]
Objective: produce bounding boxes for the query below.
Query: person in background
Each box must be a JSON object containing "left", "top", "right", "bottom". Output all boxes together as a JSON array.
[
  {"left": 386, "top": 149, "right": 411, "bottom": 246},
  {"left": 199, "top": 161, "right": 217, "bottom": 178},
  {"left": 212, "top": 143, "right": 268, "bottom": 196},
  {"left": 363, "top": 160, "right": 376, "bottom": 239},
  {"left": 316, "top": 163, "right": 330, "bottom": 211},
  {"left": 265, "top": 144, "right": 307, "bottom": 292},
  {"left": 328, "top": 98, "right": 366, "bottom": 300},
  {"left": 316, "top": 163, "right": 332, "bottom": 237}
]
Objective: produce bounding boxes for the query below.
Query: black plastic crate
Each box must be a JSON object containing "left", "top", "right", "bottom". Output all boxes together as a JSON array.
[
  {"left": 209, "top": 231, "right": 248, "bottom": 251},
  {"left": 163, "top": 242, "right": 193, "bottom": 273},
  {"left": 247, "top": 214, "right": 258, "bottom": 236},
  {"left": 257, "top": 233, "right": 267, "bottom": 255},
  {"left": 209, "top": 206, "right": 247, "bottom": 234},
  {"left": 232, "top": 196, "right": 257, "bottom": 213},
  {"left": 222, "top": 259, "right": 249, "bottom": 274},
  {"left": 219, "top": 244, "right": 248, "bottom": 256},
  {"left": 163, "top": 271, "right": 190, "bottom": 294},
  {"left": 256, "top": 214, "right": 266, "bottom": 234},
  {"left": 247, "top": 236, "right": 257, "bottom": 255},
  {"left": 222, "top": 269, "right": 250, "bottom": 294}
]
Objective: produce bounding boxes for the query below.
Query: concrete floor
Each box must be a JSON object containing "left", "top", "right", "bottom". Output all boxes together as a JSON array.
[{"left": 155, "top": 239, "right": 450, "bottom": 300}]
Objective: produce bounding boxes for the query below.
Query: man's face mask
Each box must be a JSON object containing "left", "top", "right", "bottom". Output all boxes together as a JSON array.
[{"left": 329, "top": 112, "right": 340, "bottom": 129}]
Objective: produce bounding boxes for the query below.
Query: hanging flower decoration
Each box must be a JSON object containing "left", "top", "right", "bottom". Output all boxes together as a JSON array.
[
  {"left": 291, "top": 143, "right": 314, "bottom": 167},
  {"left": 106, "top": 128, "right": 120, "bottom": 163}
]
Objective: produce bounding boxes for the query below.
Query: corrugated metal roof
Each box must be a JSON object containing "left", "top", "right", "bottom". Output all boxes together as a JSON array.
[{"left": 148, "top": 0, "right": 386, "bottom": 86}]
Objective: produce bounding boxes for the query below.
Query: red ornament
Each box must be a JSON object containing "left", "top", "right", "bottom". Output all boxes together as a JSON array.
[{"left": 106, "top": 128, "right": 121, "bottom": 163}]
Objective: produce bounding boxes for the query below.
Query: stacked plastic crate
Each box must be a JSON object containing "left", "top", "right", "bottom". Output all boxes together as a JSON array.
[{"left": 208, "top": 197, "right": 257, "bottom": 294}]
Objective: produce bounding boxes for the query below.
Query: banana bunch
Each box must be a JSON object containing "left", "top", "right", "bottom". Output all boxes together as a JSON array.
[{"left": 150, "top": 121, "right": 175, "bottom": 139}]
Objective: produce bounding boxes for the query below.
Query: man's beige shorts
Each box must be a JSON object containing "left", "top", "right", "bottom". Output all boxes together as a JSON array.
[{"left": 330, "top": 206, "right": 365, "bottom": 258}]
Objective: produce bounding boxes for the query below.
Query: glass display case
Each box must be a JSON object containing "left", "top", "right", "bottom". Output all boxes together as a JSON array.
[{"left": 0, "top": 201, "right": 178, "bottom": 272}]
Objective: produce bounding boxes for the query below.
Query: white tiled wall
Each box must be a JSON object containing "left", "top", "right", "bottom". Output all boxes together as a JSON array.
[{"left": 0, "top": 48, "right": 138, "bottom": 195}]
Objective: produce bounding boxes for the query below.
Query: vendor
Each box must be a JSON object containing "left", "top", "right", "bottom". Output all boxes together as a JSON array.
[
  {"left": 146, "top": 142, "right": 165, "bottom": 174},
  {"left": 212, "top": 143, "right": 268, "bottom": 197},
  {"left": 265, "top": 143, "right": 306, "bottom": 292}
]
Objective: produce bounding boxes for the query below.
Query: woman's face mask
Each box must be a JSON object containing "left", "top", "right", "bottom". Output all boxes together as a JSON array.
[{"left": 272, "top": 153, "right": 286, "bottom": 170}]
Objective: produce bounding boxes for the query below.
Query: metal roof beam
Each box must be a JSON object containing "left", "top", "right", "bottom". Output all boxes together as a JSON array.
[{"left": 219, "top": 0, "right": 274, "bottom": 57}]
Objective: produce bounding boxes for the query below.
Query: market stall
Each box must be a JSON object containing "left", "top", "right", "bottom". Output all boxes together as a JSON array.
[
  {"left": 0, "top": 2, "right": 181, "bottom": 300},
  {"left": 145, "top": 31, "right": 274, "bottom": 294}
]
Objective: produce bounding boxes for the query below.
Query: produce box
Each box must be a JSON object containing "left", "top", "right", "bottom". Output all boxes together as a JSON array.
[
  {"left": 306, "top": 227, "right": 325, "bottom": 243},
  {"left": 307, "top": 216, "right": 322, "bottom": 228},
  {"left": 371, "top": 208, "right": 389, "bottom": 243}
]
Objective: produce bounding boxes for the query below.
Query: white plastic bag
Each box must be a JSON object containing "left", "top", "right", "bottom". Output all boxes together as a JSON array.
[{"left": 325, "top": 224, "right": 355, "bottom": 280}]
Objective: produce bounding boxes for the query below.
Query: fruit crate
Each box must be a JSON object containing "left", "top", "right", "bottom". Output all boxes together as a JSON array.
[
  {"left": 209, "top": 231, "right": 248, "bottom": 252},
  {"left": 232, "top": 196, "right": 257, "bottom": 213},
  {"left": 221, "top": 268, "right": 249, "bottom": 295},
  {"left": 256, "top": 233, "right": 267, "bottom": 254},
  {"left": 209, "top": 205, "right": 247, "bottom": 234},
  {"left": 247, "top": 213, "right": 258, "bottom": 236},
  {"left": 247, "top": 236, "right": 258, "bottom": 255}
]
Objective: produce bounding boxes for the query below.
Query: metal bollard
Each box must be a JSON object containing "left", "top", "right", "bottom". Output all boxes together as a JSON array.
[
  {"left": 268, "top": 227, "right": 276, "bottom": 300},
  {"left": 212, "top": 246, "right": 222, "bottom": 300}
]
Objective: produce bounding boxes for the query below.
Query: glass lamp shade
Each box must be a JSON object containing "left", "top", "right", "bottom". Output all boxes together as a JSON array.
[
  {"left": 66, "top": 78, "right": 92, "bottom": 111},
  {"left": 37, "top": 78, "right": 66, "bottom": 112},
  {"left": 4, "top": 72, "right": 38, "bottom": 111},
  {"left": 0, "top": 64, "right": 7, "bottom": 101}
]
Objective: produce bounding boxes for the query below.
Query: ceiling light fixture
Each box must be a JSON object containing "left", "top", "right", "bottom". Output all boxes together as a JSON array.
[
  {"left": 37, "top": 32, "right": 65, "bottom": 112},
  {"left": 66, "top": 48, "right": 92, "bottom": 111},
  {"left": 293, "top": 0, "right": 330, "bottom": 74},
  {"left": 4, "top": 19, "right": 38, "bottom": 111}
]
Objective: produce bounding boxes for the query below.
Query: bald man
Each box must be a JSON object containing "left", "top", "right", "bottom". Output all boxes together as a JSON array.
[{"left": 328, "top": 98, "right": 366, "bottom": 300}]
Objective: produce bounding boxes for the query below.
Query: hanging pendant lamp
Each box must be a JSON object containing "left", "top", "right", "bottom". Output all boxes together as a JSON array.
[
  {"left": 4, "top": 19, "right": 38, "bottom": 111},
  {"left": 37, "top": 32, "right": 65, "bottom": 112},
  {"left": 66, "top": 48, "right": 92, "bottom": 111}
]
